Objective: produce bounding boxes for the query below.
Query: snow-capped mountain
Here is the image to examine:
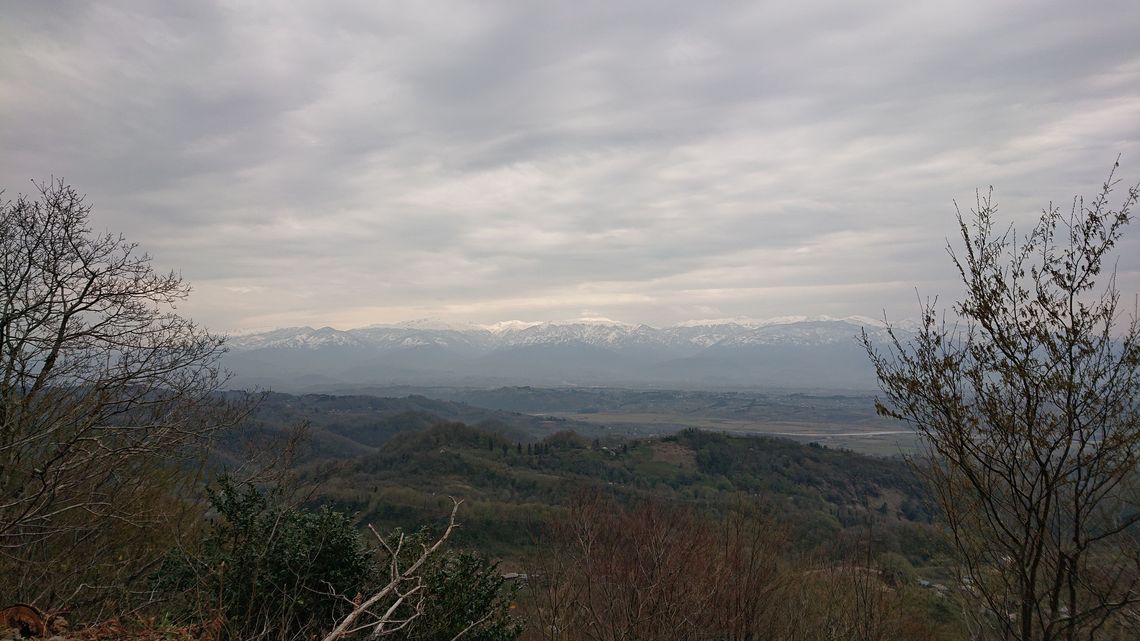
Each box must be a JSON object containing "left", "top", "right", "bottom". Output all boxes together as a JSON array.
[
  {"left": 228, "top": 326, "right": 370, "bottom": 350},
  {"left": 223, "top": 316, "right": 910, "bottom": 392}
]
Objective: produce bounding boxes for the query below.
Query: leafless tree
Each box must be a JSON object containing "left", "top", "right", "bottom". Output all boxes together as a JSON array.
[
  {"left": 865, "top": 162, "right": 1140, "bottom": 640},
  {"left": 0, "top": 179, "right": 240, "bottom": 605},
  {"left": 524, "top": 493, "right": 934, "bottom": 641},
  {"left": 523, "top": 494, "right": 706, "bottom": 641}
]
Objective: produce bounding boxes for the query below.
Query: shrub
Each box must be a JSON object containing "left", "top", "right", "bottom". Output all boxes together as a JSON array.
[
  {"left": 393, "top": 550, "right": 522, "bottom": 641},
  {"left": 153, "top": 477, "right": 375, "bottom": 640},
  {"left": 154, "top": 478, "right": 523, "bottom": 641}
]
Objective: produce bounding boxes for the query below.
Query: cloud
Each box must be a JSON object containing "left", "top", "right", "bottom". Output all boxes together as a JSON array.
[{"left": 2, "top": 0, "right": 1138, "bottom": 331}]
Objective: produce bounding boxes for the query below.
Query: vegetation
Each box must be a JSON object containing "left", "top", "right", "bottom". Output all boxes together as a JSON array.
[
  {"left": 154, "top": 477, "right": 377, "bottom": 640},
  {"left": 379, "top": 545, "right": 522, "bottom": 641},
  {"left": 0, "top": 181, "right": 523, "bottom": 640},
  {"left": 291, "top": 417, "right": 943, "bottom": 568},
  {"left": 866, "top": 165, "right": 1140, "bottom": 639},
  {"left": 10, "top": 171, "right": 1138, "bottom": 641},
  {"left": 522, "top": 494, "right": 948, "bottom": 641},
  {"left": 0, "top": 180, "right": 241, "bottom": 609},
  {"left": 154, "top": 476, "right": 521, "bottom": 641}
]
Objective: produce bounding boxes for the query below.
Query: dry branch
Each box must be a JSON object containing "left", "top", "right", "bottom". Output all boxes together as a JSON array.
[{"left": 320, "top": 499, "right": 462, "bottom": 641}]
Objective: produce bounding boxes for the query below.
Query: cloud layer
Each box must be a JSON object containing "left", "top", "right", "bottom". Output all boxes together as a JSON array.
[{"left": 3, "top": 0, "right": 1139, "bottom": 331}]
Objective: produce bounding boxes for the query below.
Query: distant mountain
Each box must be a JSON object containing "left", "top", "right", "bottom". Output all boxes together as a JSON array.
[{"left": 223, "top": 316, "right": 911, "bottom": 392}]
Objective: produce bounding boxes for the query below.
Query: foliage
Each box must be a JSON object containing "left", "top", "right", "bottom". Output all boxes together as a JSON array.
[
  {"left": 153, "top": 477, "right": 376, "bottom": 641},
  {"left": 866, "top": 164, "right": 1140, "bottom": 640},
  {"left": 877, "top": 552, "right": 918, "bottom": 588},
  {"left": 156, "top": 477, "right": 522, "bottom": 641},
  {"left": 387, "top": 548, "right": 522, "bottom": 641},
  {"left": 303, "top": 417, "right": 934, "bottom": 562}
]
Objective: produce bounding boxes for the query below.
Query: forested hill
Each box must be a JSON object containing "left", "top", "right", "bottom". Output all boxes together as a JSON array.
[
  {"left": 217, "top": 391, "right": 609, "bottom": 462},
  {"left": 230, "top": 397, "right": 941, "bottom": 563},
  {"left": 216, "top": 391, "right": 942, "bottom": 564}
]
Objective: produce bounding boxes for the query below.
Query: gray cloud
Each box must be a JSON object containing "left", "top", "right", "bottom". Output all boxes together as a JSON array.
[{"left": 2, "top": 0, "right": 1138, "bottom": 331}]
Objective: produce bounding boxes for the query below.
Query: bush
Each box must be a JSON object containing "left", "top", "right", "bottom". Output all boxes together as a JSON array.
[
  {"left": 154, "top": 477, "right": 523, "bottom": 641},
  {"left": 153, "top": 477, "right": 376, "bottom": 640},
  {"left": 877, "top": 552, "right": 918, "bottom": 588},
  {"left": 392, "top": 550, "right": 522, "bottom": 641}
]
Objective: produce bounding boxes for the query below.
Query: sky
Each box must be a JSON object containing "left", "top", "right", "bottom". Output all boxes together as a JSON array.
[{"left": 3, "top": 1, "right": 1139, "bottom": 333}]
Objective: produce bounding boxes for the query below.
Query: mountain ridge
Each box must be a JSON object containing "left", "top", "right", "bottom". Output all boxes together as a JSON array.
[
  {"left": 227, "top": 315, "right": 912, "bottom": 351},
  {"left": 223, "top": 316, "right": 914, "bottom": 392}
]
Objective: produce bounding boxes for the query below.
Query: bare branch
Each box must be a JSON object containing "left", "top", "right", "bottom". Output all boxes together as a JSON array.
[{"left": 320, "top": 499, "right": 462, "bottom": 641}]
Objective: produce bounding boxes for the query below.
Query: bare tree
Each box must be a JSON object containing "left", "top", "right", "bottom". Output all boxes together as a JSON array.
[
  {"left": 0, "top": 179, "right": 239, "bottom": 604},
  {"left": 865, "top": 163, "right": 1140, "bottom": 640},
  {"left": 523, "top": 493, "right": 934, "bottom": 641}
]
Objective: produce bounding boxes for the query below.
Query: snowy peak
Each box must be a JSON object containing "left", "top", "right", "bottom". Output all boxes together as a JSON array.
[
  {"left": 227, "top": 326, "right": 367, "bottom": 350},
  {"left": 493, "top": 321, "right": 657, "bottom": 348},
  {"left": 719, "top": 319, "right": 883, "bottom": 347},
  {"left": 223, "top": 316, "right": 914, "bottom": 390},
  {"left": 481, "top": 320, "right": 545, "bottom": 333},
  {"left": 227, "top": 316, "right": 906, "bottom": 353}
]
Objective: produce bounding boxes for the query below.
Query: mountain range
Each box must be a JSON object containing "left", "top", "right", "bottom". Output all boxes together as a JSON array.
[{"left": 223, "top": 316, "right": 914, "bottom": 392}]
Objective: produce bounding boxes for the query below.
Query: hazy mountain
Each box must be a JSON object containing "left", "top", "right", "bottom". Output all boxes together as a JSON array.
[{"left": 224, "top": 316, "right": 909, "bottom": 392}]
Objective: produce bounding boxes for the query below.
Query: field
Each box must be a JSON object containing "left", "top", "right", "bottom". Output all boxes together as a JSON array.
[
  {"left": 538, "top": 410, "right": 918, "bottom": 455},
  {"left": 359, "top": 386, "right": 928, "bottom": 456}
]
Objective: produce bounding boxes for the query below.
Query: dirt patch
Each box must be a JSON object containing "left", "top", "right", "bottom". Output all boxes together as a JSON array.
[{"left": 649, "top": 441, "right": 698, "bottom": 471}]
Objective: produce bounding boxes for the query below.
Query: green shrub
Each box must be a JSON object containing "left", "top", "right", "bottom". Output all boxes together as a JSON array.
[
  {"left": 154, "top": 477, "right": 523, "bottom": 641},
  {"left": 393, "top": 550, "right": 523, "bottom": 641},
  {"left": 877, "top": 552, "right": 918, "bottom": 587},
  {"left": 153, "top": 476, "right": 375, "bottom": 640}
]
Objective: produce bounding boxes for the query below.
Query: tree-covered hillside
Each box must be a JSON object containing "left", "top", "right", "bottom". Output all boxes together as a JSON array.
[{"left": 285, "top": 412, "right": 944, "bottom": 564}]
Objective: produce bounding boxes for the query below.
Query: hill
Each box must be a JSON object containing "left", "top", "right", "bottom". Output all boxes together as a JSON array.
[
  {"left": 215, "top": 391, "right": 611, "bottom": 463},
  {"left": 265, "top": 409, "right": 942, "bottom": 563}
]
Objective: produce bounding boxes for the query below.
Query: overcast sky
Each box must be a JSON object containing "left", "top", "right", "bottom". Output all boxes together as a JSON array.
[{"left": 3, "top": 1, "right": 1139, "bottom": 332}]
